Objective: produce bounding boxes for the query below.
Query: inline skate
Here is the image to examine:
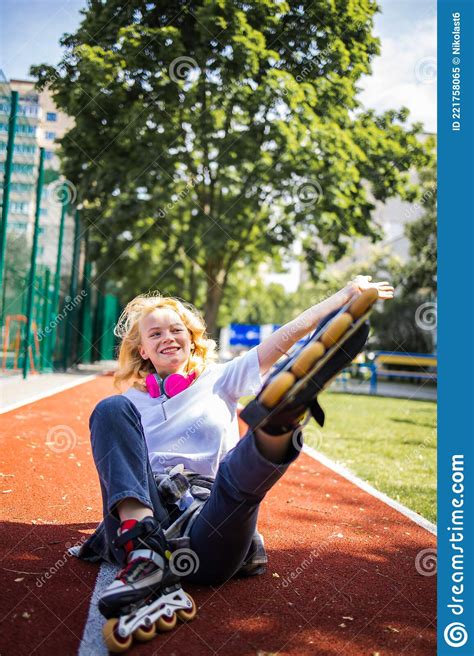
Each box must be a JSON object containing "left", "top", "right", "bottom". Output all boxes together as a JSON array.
[
  {"left": 99, "top": 515, "right": 196, "bottom": 653},
  {"left": 241, "top": 288, "right": 378, "bottom": 434}
]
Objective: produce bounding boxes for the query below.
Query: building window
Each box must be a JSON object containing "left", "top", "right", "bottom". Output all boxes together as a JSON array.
[
  {"left": 9, "top": 182, "right": 33, "bottom": 193},
  {"left": 44, "top": 150, "right": 54, "bottom": 160},
  {"left": 10, "top": 201, "right": 30, "bottom": 214},
  {"left": 12, "top": 163, "right": 34, "bottom": 174},
  {"left": 46, "top": 112, "right": 57, "bottom": 121},
  {"left": 4, "top": 123, "right": 36, "bottom": 135},
  {"left": 10, "top": 222, "right": 28, "bottom": 231},
  {"left": 19, "top": 104, "right": 39, "bottom": 118},
  {"left": 20, "top": 143, "right": 36, "bottom": 154},
  {"left": 45, "top": 131, "right": 56, "bottom": 140},
  {"left": 0, "top": 143, "right": 37, "bottom": 154}
]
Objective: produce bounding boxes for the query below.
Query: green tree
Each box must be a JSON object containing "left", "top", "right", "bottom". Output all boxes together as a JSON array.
[
  {"left": 2, "top": 231, "right": 30, "bottom": 317},
  {"left": 32, "top": 0, "right": 430, "bottom": 334},
  {"left": 313, "top": 244, "right": 436, "bottom": 353},
  {"left": 371, "top": 151, "right": 437, "bottom": 354},
  {"left": 220, "top": 273, "right": 290, "bottom": 326},
  {"left": 403, "top": 147, "right": 437, "bottom": 295}
]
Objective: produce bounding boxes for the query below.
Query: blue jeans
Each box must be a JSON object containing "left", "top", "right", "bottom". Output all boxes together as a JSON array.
[{"left": 89, "top": 395, "right": 299, "bottom": 585}]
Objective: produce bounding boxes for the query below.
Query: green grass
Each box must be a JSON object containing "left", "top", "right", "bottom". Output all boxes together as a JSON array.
[{"left": 303, "top": 392, "right": 437, "bottom": 523}]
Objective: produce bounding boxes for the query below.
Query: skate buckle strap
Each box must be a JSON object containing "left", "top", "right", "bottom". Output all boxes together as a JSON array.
[
  {"left": 113, "top": 523, "right": 144, "bottom": 549},
  {"left": 128, "top": 548, "right": 165, "bottom": 569},
  {"left": 309, "top": 398, "right": 325, "bottom": 427},
  {"left": 113, "top": 517, "right": 166, "bottom": 552}
]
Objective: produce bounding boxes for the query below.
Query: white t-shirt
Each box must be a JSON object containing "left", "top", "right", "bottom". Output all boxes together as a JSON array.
[{"left": 123, "top": 346, "right": 263, "bottom": 477}]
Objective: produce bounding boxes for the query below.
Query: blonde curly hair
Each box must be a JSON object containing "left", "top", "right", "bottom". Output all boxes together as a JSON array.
[{"left": 114, "top": 292, "right": 218, "bottom": 392}]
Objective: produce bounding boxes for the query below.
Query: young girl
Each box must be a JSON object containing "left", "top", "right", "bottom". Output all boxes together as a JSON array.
[{"left": 76, "top": 275, "right": 393, "bottom": 626}]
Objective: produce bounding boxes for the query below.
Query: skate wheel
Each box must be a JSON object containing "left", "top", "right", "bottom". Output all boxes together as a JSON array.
[
  {"left": 349, "top": 288, "right": 378, "bottom": 319},
  {"left": 103, "top": 618, "right": 133, "bottom": 653},
  {"left": 259, "top": 371, "right": 296, "bottom": 409},
  {"left": 177, "top": 594, "right": 197, "bottom": 622},
  {"left": 134, "top": 622, "right": 156, "bottom": 642},
  {"left": 291, "top": 342, "right": 325, "bottom": 378},
  {"left": 156, "top": 613, "right": 177, "bottom": 632},
  {"left": 320, "top": 313, "right": 353, "bottom": 348}
]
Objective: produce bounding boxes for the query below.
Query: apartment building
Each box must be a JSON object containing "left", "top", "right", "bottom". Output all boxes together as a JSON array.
[{"left": 0, "top": 69, "right": 74, "bottom": 269}]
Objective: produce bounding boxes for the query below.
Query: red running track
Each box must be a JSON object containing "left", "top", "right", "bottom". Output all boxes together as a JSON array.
[{"left": 0, "top": 376, "right": 436, "bottom": 655}]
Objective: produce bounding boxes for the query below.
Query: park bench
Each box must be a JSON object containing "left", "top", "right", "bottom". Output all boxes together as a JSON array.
[
  {"left": 337, "top": 351, "right": 437, "bottom": 394},
  {"left": 368, "top": 352, "right": 437, "bottom": 393}
]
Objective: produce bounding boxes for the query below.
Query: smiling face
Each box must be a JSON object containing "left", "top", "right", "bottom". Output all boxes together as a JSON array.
[{"left": 138, "top": 307, "right": 193, "bottom": 378}]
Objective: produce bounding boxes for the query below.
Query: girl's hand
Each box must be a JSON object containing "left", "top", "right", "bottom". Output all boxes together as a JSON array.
[{"left": 350, "top": 275, "right": 395, "bottom": 300}]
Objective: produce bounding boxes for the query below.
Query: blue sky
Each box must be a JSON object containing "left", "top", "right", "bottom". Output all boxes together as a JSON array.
[
  {"left": 0, "top": 0, "right": 436, "bottom": 132},
  {"left": 359, "top": 0, "right": 436, "bottom": 132}
]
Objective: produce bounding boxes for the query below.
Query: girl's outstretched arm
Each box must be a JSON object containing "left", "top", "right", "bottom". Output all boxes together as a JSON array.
[{"left": 256, "top": 276, "right": 394, "bottom": 376}]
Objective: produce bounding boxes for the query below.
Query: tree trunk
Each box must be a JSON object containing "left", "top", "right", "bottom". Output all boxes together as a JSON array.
[
  {"left": 203, "top": 275, "right": 225, "bottom": 337},
  {"left": 188, "top": 260, "right": 198, "bottom": 305}
]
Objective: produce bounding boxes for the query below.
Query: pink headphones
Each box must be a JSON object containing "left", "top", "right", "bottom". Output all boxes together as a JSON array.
[{"left": 145, "top": 370, "right": 196, "bottom": 399}]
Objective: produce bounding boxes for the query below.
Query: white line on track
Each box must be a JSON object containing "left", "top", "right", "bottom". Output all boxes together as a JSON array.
[
  {"left": 78, "top": 563, "right": 118, "bottom": 656},
  {"left": 0, "top": 375, "right": 98, "bottom": 414},
  {"left": 76, "top": 442, "right": 436, "bottom": 653}
]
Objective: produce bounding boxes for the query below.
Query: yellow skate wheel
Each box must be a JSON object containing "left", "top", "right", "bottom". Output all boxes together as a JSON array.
[
  {"left": 103, "top": 618, "right": 133, "bottom": 653},
  {"left": 156, "top": 613, "right": 177, "bottom": 632},
  {"left": 134, "top": 622, "right": 156, "bottom": 642},
  {"left": 291, "top": 342, "right": 326, "bottom": 378},
  {"left": 259, "top": 371, "right": 296, "bottom": 409},
  {"left": 320, "top": 313, "right": 353, "bottom": 348},
  {"left": 349, "top": 288, "right": 378, "bottom": 319},
  {"left": 177, "top": 594, "right": 197, "bottom": 622}
]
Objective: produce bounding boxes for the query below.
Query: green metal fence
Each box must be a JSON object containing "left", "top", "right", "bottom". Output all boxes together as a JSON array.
[{"left": 0, "top": 88, "right": 120, "bottom": 378}]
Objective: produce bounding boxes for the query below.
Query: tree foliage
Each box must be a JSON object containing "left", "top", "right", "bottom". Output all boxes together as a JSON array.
[
  {"left": 2, "top": 231, "right": 30, "bottom": 316},
  {"left": 32, "top": 0, "right": 430, "bottom": 333},
  {"left": 402, "top": 144, "right": 437, "bottom": 295}
]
